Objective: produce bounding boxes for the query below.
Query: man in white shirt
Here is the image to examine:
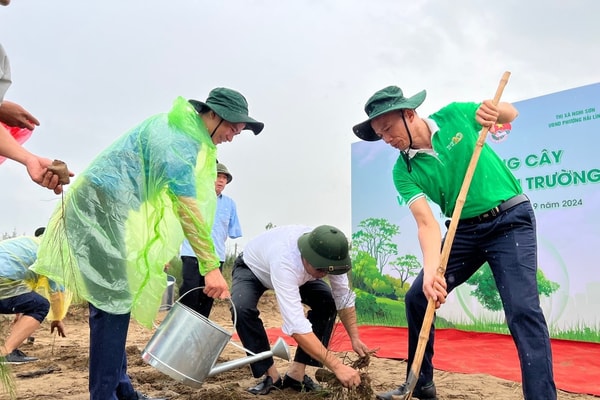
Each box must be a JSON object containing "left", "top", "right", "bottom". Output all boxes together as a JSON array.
[{"left": 231, "top": 225, "right": 369, "bottom": 395}]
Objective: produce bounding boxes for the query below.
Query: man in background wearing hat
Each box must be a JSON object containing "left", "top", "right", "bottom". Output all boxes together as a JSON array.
[
  {"left": 179, "top": 162, "right": 242, "bottom": 317},
  {"left": 32, "top": 88, "right": 263, "bottom": 400},
  {"left": 231, "top": 225, "right": 369, "bottom": 395},
  {"left": 353, "top": 87, "right": 556, "bottom": 400}
]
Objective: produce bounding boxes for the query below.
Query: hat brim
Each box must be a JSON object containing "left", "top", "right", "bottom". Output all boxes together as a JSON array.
[
  {"left": 190, "top": 100, "right": 265, "bottom": 135},
  {"left": 352, "top": 90, "right": 426, "bottom": 142},
  {"left": 297, "top": 233, "right": 351, "bottom": 275}
]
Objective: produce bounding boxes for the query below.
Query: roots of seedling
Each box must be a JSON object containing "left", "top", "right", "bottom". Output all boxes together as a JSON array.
[{"left": 315, "top": 350, "right": 377, "bottom": 400}]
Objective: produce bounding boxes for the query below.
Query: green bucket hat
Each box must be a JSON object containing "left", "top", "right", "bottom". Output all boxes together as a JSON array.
[
  {"left": 216, "top": 162, "right": 233, "bottom": 183},
  {"left": 353, "top": 86, "right": 426, "bottom": 142},
  {"left": 297, "top": 225, "right": 352, "bottom": 275},
  {"left": 189, "top": 87, "right": 264, "bottom": 135}
]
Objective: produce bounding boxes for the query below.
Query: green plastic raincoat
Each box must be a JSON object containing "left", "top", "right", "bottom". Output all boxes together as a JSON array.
[{"left": 32, "top": 97, "right": 220, "bottom": 327}]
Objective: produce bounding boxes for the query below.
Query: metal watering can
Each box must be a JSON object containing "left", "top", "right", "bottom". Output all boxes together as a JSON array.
[{"left": 142, "top": 287, "right": 290, "bottom": 388}]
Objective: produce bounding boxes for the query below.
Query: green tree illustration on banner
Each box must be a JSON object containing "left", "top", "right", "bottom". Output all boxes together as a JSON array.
[
  {"left": 350, "top": 251, "right": 392, "bottom": 295},
  {"left": 352, "top": 218, "right": 399, "bottom": 274},
  {"left": 388, "top": 254, "right": 420, "bottom": 287},
  {"left": 351, "top": 219, "right": 421, "bottom": 302}
]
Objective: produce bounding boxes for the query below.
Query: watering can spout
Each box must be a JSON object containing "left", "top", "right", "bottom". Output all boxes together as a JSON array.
[{"left": 208, "top": 337, "right": 290, "bottom": 378}]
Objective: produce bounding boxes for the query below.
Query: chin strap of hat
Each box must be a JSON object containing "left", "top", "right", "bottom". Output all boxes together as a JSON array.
[
  {"left": 401, "top": 111, "right": 414, "bottom": 173},
  {"left": 210, "top": 117, "right": 224, "bottom": 138}
]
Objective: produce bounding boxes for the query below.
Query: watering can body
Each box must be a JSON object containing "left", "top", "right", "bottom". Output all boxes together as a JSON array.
[{"left": 142, "top": 300, "right": 289, "bottom": 388}]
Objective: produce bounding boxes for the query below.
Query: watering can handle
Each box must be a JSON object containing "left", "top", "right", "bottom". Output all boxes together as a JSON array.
[{"left": 177, "top": 286, "right": 238, "bottom": 335}]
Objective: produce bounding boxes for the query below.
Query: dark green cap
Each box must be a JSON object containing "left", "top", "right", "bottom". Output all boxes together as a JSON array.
[
  {"left": 190, "top": 87, "right": 264, "bottom": 135},
  {"left": 298, "top": 225, "right": 352, "bottom": 275},
  {"left": 216, "top": 162, "right": 232, "bottom": 183},
  {"left": 353, "top": 86, "right": 426, "bottom": 141}
]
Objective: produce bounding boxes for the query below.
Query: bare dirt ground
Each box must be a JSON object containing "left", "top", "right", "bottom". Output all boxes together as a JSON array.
[{"left": 1, "top": 293, "right": 597, "bottom": 400}]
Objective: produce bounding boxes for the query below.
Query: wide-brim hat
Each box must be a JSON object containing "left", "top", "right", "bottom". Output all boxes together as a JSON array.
[
  {"left": 353, "top": 86, "right": 426, "bottom": 142},
  {"left": 190, "top": 87, "right": 264, "bottom": 135},
  {"left": 297, "top": 225, "right": 352, "bottom": 275},
  {"left": 216, "top": 162, "right": 233, "bottom": 183}
]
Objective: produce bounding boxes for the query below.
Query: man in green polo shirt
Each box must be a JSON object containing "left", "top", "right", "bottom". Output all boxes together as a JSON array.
[{"left": 353, "top": 86, "right": 556, "bottom": 400}]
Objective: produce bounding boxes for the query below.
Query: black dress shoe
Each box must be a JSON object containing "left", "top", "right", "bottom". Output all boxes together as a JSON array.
[
  {"left": 376, "top": 381, "right": 437, "bottom": 400},
  {"left": 247, "top": 376, "right": 283, "bottom": 395},
  {"left": 281, "top": 374, "right": 322, "bottom": 392},
  {"left": 132, "top": 391, "right": 167, "bottom": 400}
]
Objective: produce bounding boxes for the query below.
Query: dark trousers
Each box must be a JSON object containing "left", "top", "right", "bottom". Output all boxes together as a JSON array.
[
  {"left": 179, "top": 256, "right": 224, "bottom": 318},
  {"left": 70, "top": 181, "right": 138, "bottom": 399},
  {"left": 88, "top": 303, "right": 136, "bottom": 400},
  {"left": 230, "top": 256, "right": 337, "bottom": 378},
  {"left": 405, "top": 202, "right": 556, "bottom": 400},
  {"left": 0, "top": 291, "right": 49, "bottom": 323}
]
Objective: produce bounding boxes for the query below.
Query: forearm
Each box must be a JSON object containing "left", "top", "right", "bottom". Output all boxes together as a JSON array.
[
  {"left": 176, "top": 196, "right": 220, "bottom": 274},
  {"left": 410, "top": 198, "right": 442, "bottom": 276},
  {"left": 338, "top": 306, "right": 360, "bottom": 340},
  {"left": 418, "top": 221, "right": 442, "bottom": 276},
  {"left": 292, "top": 332, "right": 344, "bottom": 371},
  {"left": 0, "top": 123, "right": 32, "bottom": 163},
  {"left": 497, "top": 102, "right": 519, "bottom": 124}
]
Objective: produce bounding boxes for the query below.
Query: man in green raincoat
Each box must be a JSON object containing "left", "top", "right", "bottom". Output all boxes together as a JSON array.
[{"left": 32, "top": 88, "right": 264, "bottom": 400}]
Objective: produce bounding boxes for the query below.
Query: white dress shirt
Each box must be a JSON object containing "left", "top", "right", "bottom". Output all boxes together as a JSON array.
[{"left": 242, "top": 225, "right": 356, "bottom": 336}]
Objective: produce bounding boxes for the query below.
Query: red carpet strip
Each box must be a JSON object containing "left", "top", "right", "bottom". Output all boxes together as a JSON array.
[{"left": 246, "top": 325, "right": 600, "bottom": 396}]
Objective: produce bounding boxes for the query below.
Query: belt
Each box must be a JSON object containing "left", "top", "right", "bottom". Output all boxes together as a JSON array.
[{"left": 460, "top": 194, "right": 529, "bottom": 224}]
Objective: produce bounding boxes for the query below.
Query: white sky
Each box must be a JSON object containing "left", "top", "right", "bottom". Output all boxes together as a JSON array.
[{"left": 1, "top": 0, "right": 598, "bottom": 250}]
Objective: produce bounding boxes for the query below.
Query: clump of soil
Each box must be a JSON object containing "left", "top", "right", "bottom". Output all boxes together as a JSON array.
[
  {"left": 47, "top": 159, "right": 70, "bottom": 184},
  {"left": 315, "top": 350, "right": 377, "bottom": 400}
]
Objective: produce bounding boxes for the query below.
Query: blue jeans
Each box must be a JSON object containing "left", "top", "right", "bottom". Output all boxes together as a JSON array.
[
  {"left": 88, "top": 304, "right": 137, "bottom": 400},
  {"left": 405, "top": 201, "right": 556, "bottom": 400},
  {"left": 230, "top": 256, "right": 337, "bottom": 378}
]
